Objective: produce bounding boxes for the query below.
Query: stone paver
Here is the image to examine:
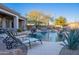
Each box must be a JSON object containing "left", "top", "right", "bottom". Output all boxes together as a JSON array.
[{"left": 27, "top": 41, "right": 63, "bottom": 55}]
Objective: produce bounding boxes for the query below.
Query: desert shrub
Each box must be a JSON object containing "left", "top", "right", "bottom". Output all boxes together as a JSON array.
[{"left": 17, "top": 29, "right": 22, "bottom": 32}]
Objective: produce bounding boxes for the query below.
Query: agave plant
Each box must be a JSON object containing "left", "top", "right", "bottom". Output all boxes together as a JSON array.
[{"left": 62, "top": 29, "right": 79, "bottom": 50}]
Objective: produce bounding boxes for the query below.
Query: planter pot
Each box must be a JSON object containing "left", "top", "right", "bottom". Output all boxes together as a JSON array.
[{"left": 59, "top": 46, "right": 79, "bottom": 55}]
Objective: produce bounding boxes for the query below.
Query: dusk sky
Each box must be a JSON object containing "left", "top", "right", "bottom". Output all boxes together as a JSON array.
[{"left": 4, "top": 3, "right": 79, "bottom": 22}]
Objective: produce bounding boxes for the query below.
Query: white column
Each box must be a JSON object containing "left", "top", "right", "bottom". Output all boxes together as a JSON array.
[
  {"left": 10, "top": 20, "right": 12, "bottom": 29},
  {"left": 14, "top": 16, "right": 19, "bottom": 30},
  {"left": 2, "top": 18, "right": 6, "bottom": 29}
]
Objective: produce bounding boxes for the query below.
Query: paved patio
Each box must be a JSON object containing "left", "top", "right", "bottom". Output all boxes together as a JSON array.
[{"left": 27, "top": 41, "right": 63, "bottom": 55}]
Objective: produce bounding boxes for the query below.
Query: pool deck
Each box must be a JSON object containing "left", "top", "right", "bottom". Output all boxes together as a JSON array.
[{"left": 27, "top": 41, "right": 63, "bottom": 55}]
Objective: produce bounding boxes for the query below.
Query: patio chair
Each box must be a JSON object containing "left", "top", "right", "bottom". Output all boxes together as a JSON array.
[
  {"left": 4, "top": 29, "right": 43, "bottom": 49},
  {"left": 2, "top": 29, "right": 28, "bottom": 54}
]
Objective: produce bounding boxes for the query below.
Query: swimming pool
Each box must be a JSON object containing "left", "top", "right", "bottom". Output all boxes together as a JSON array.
[
  {"left": 43, "top": 32, "right": 57, "bottom": 42},
  {"left": 28, "top": 31, "right": 57, "bottom": 42}
]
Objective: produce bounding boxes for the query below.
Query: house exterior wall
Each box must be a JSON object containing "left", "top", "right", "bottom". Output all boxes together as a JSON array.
[{"left": 0, "top": 6, "right": 27, "bottom": 31}]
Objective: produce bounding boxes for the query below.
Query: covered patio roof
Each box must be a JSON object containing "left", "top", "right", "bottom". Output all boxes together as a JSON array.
[{"left": 0, "top": 4, "right": 26, "bottom": 20}]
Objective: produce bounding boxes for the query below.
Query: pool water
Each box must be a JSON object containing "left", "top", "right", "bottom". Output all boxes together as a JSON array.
[
  {"left": 42, "top": 32, "right": 57, "bottom": 42},
  {"left": 28, "top": 31, "right": 57, "bottom": 42},
  {"left": 48, "top": 32, "right": 57, "bottom": 42}
]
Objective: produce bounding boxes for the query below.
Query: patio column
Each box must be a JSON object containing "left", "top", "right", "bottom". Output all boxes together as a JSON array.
[
  {"left": 14, "top": 16, "right": 19, "bottom": 30},
  {"left": 2, "top": 18, "right": 6, "bottom": 29},
  {"left": 9, "top": 20, "right": 12, "bottom": 29}
]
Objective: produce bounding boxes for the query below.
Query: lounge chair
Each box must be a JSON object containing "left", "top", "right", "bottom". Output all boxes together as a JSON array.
[{"left": 3, "top": 29, "right": 43, "bottom": 49}]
